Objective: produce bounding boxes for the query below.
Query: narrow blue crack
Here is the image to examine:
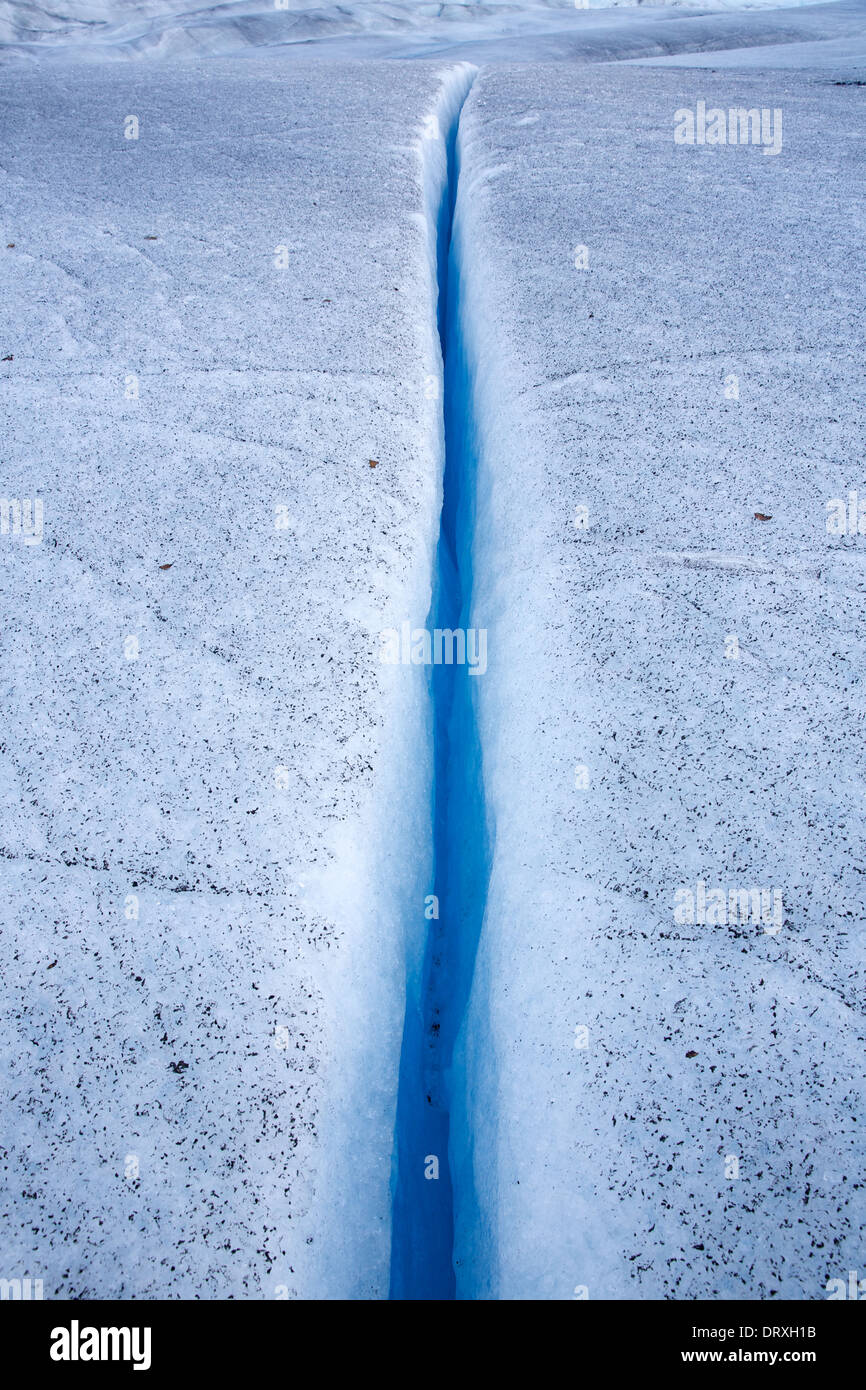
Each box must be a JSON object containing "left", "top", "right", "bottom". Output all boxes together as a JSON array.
[{"left": 389, "top": 74, "right": 489, "bottom": 1302}]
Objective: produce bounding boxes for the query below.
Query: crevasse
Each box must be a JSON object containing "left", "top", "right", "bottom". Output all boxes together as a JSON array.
[{"left": 389, "top": 64, "right": 490, "bottom": 1301}]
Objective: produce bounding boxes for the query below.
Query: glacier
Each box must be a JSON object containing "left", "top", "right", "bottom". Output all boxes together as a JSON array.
[{"left": 0, "top": 0, "right": 864, "bottom": 1304}]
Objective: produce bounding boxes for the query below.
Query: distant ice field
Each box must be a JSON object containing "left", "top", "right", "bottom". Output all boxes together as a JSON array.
[{"left": 1, "top": 0, "right": 864, "bottom": 67}]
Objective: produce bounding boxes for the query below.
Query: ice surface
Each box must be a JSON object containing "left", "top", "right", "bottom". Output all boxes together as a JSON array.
[
  {"left": 0, "top": 59, "right": 458, "bottom": 1297},
  {"left": 1, "top": 0, "right": 864, "bottom": 1307},
  {"left": 1, "top": 0, "right": 861, "bottom": 65},
  {"left": 450, "top": 62, "right": 866, "bottom": 1299}
]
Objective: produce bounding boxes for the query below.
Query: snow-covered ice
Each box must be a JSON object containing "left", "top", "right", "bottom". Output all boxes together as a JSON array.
[
  {"left": 449, "top": 62, "right": 866, "bottom": 1298},
  {"left": 2, "top": 0, "right": 863, "bottom": 66},
  {"left": 0, "top": 0, "right": 864, "bottom": 1308},
  {"left": 0, "top": 59, "right": 463, "bottom": 1297}
]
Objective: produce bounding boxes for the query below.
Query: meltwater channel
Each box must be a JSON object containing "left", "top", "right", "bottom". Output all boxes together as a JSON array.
[{"left": 389, "top": 69, "right": 491, "bottom": 1301}]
